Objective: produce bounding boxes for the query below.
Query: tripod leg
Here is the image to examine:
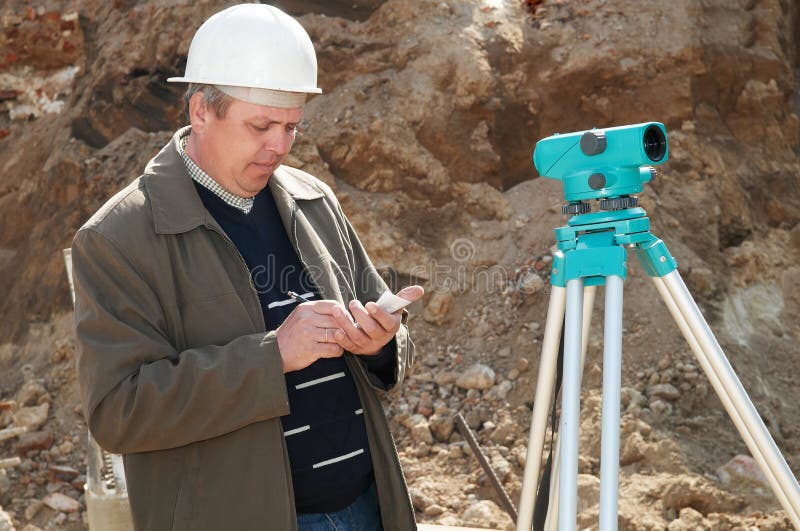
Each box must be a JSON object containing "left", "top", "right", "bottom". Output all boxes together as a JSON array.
[
  {"left": 517, "top": 286, "right": 567, "bottom": 531},
  {"left": 546, "top": 285, "right": 596, "bottom": 531},
  {"left": 580, "top": 286, "right": 597, "bottom": 370},
  {"left": 658, "top": 272, "right": 800, "bottom": 525},
  {"left": 599, "top": 276, "right": 623, "bottom": 531},
  {"left": 651, "top": 277, "right": 799, "bottom": 527},
  {"left": 545, "top": 429, "right": 561, "bottom": 531},
  {"left": 558, "top": 278, "right": 585, "bottom": 531}
]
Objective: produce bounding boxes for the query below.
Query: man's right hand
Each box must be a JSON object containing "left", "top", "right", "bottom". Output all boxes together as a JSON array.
[{"left": 276, "top": 300, "right": 347, "bottom": 373}]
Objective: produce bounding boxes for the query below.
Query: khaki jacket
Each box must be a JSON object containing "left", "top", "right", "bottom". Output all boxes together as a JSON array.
[{"left": 71, "top": 128, "right": 416, "bottom": 531}]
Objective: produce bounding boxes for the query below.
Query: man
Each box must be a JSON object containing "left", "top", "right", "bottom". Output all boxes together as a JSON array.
[{"left": 71, "top": 4, "right": 422, "bottom": 530}]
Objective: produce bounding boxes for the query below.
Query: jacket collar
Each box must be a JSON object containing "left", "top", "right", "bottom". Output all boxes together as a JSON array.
[{"left": 144, "top": 127, "right": 323, "bottom": 235}]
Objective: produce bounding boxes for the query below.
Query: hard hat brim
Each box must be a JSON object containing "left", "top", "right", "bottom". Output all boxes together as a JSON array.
[{"left": 166, "top": 77, "right": 322, "bottom": 95}]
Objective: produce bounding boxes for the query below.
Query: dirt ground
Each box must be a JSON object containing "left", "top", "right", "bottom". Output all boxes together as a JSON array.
[{"left": 1, "top": 0, "right": 799, "bottom": 529}]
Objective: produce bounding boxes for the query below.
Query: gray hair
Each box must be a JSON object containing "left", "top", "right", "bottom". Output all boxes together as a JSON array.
[{"left": 184, "top": 83, "right": 234, "bottom": 120}]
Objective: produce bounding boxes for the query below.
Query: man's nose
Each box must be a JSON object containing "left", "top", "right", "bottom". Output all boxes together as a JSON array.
[{"left": 264, "top": 129, "right": 294, "bottom": 156}]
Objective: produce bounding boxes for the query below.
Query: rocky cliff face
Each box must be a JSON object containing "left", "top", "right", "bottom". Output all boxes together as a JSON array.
[{"left": 0, "top": 0, "right": 798, "bottom": 529}]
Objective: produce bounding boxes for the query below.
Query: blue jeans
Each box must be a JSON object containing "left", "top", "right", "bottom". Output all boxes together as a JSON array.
[{"left": 296, "top": 482, "right": 382, "bottom": 531}]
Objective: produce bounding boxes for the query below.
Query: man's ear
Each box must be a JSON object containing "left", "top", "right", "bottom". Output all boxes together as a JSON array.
[{"left": 188, "top": 92, "right": 208, "bottom": 133}]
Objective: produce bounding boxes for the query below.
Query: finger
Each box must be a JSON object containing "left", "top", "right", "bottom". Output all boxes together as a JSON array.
[
  {"left": 316, "top": 343, "right": 344, "bottom": 358},
  {"left": 308, "top": 300, "right": 349, "bottom": 316},
  {"left": 301, "top": 315, "right": 342, "bottom": 330},
  {"left": 330, "top": 305, "right": 371, "bottom": 346},
  {"left": 314, "top": 327, "right": 340, "bottom": 344},
  {"left": 396, "top": 285, "right": 424, "bottom": 302},
  {"left": 331, "top": 328, "right": 358, "bottom": 352},
  {"left": 349, "top": 300, "right": 383, "bottom": 339},
  {"left": 364, "top": 302, "right": 401, "bottom": 332}
]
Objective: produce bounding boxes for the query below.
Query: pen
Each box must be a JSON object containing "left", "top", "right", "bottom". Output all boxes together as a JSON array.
[{"left": 287, "top": 291, "right": 311, "bottom": 303}]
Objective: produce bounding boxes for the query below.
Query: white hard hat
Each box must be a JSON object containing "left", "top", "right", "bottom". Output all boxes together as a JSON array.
[{"left": 167, "top": 4, "right": 321, "bottom": 107}]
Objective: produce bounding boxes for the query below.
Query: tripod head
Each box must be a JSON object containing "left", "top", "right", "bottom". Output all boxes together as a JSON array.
[{"left": 533, "top": 122, "right": 669, "bottom": 213}]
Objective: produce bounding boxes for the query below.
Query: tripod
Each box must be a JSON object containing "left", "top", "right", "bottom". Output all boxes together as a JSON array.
[{"left": 514, "top": 205, "right": 800, "bottom": 530}]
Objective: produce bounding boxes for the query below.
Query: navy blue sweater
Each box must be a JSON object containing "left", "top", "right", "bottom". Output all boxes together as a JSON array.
[{"left": 194, "top": 181, "right": 389, "bottom": 513}]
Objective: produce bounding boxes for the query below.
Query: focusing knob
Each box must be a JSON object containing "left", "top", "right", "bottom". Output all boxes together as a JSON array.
[
  {"left": 580, "top": 130, "right": 607, "bottom": 155},
  {"left": 562, "top": 202, "right": 592, "bottom": 215},
  {"left": 599, "top": 197, "right": 638, "bottom": 211},
  {"left": 588, "top": 173, "right": 606, "bottom": 190}
]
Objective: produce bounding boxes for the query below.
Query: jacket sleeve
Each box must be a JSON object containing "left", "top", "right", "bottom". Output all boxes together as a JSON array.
[
  {"left": 333, "top": 202, "right": 415, "bottom": 392},
  {"left": 71, "top": 227, "right": 289, "bottom": 455}
]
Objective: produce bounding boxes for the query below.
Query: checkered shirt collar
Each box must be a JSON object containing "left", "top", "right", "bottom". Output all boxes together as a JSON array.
[{"left": 178, "top": 130, "right": 254, "bottom": 214}]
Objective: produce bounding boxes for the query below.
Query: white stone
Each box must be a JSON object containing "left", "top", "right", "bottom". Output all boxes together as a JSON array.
[
  {"left": 647, "top": 383, "right": 680, "bottom": 401},
  {"left": 0, "top": 508, "right": 13, "bottom": 531},
  {"left": 42, "top": 492, "right": 81, "bottom": 513},
  {"left": 12, "top": 403, "right": 49, "bottom": 431},
  {"left": 402, "top": 414, "right": 433, "bottom": 445},
  {"left": 456, "top": 364, "right": 496, "bottom": 390},
  {"left": 716, "top": 454, "right": 769, "bottom": 488}
]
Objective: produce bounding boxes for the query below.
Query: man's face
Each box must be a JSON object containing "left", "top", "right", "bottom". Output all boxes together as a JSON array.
[{"left": 189, "top": 93, "right": 303, "bottom": 197}]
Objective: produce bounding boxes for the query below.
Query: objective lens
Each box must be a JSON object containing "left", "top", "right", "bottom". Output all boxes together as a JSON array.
[{"left": 643, "top": 125, "right": 666, "bottom": 162}]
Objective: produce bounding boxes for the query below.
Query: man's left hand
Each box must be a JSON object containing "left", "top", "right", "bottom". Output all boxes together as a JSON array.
[{"left": 329, "top": 286, "right": 424, "bottom": 356}]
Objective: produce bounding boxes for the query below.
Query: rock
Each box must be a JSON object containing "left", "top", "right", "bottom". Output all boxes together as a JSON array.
[
  {"left": 456, "top": 364, "right": 496, "bottom": 390},
  {"left": 15, "top": 431, "right": 53, "bottom": 454},
  {"left": 48, "top": 465, "right": 79, "bottom": 483},
  {"left": 716, "top": 454, "right": 769, "bottom": 489},
  {"left": 490, "top": 416, "right": 518, "bottom": 445},
  {"left": 620, "top": 432, "right": 647, "bottom": 465},
  {"left": 490, "top": 456, "right": 511, "bottom": 481},
  {"left": 464, "top": 410, "right": 482, "bottom": 430},
  {"left": 408, "top": 487, "right": 433, "bottom": 511},
  {"left": 429, "top": 413, "right": 455, "bottom": 442},
  {"left": 434, "top": 371, "right": 458, "bottom": 386},
  {"left": 402, "top": 414, "right": 434, "bottom": 445},
  {"left": 58, "top": 441, "right": 74, "bottom": 455},
  {"left": 424, "top": 504, "right": 445, "bottom": 516},
  {"left": 649, "top": 399, "right": 672, "bottom": 416},
  {"left": 647, "top": 383, "right": 680, "bottom": 401},
  {"left": 470, "top": 319, "right": 492, "bottom": 338},
  {"left": 70, "top": 475, "right": 86, "bottom": 492},
  {"left": 423, "top": 292, "right": 453, "bottom": 325},
  {"left": 442, "top": 442, "right": 460, "bottom": 459},
  {"left": 12, "top": 403, "right": 49, "bottom": 431},
  {"left": 667, "top": 507, "right": 706, "bottom": 530},
  {"left": 0, "top": 509, "right": 14, "bottom": 531},
  {"left": 416, "top": 392, "right": 434, "bottom": 417},
  {"left": 0, "top": 471, "right": 9, "bottom": 496},
  {"left": 42, "top": 492, "right": 81, "bottom": 513},
  {"left": 662, "top": 475, "right": 745, "bottom": 513},
  {"left": 687, "top": 266, "right": 716, "bottom": 298},
  {"left": 517, "top": 271, "right": 544, "bottom": 294},
  {"left": 20, "top": 525, "right": 43, "bottom": 531},
  {"left": 577, "top": 474, "right": 601, "bottom": 512},
  {"left": 621, "top": 387, "right": 647, "bottom": 412},
  {"left": 461, "top": 499, "right": 513, "bottom": 529},
  {"left": 511, "top": 446, "right": 527, "bottom": 468},
  {"left": 24, "top": 500, "right": 44, "bottom": 521},
  {"left": 495, "top": 380, "right": 513, "bottom": 400},
  {"left": 15, "top": 381, "right": 48, "bottom": 407},
  {"left": 414, "top": 443, "right": 430, "bottom": 457}
]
